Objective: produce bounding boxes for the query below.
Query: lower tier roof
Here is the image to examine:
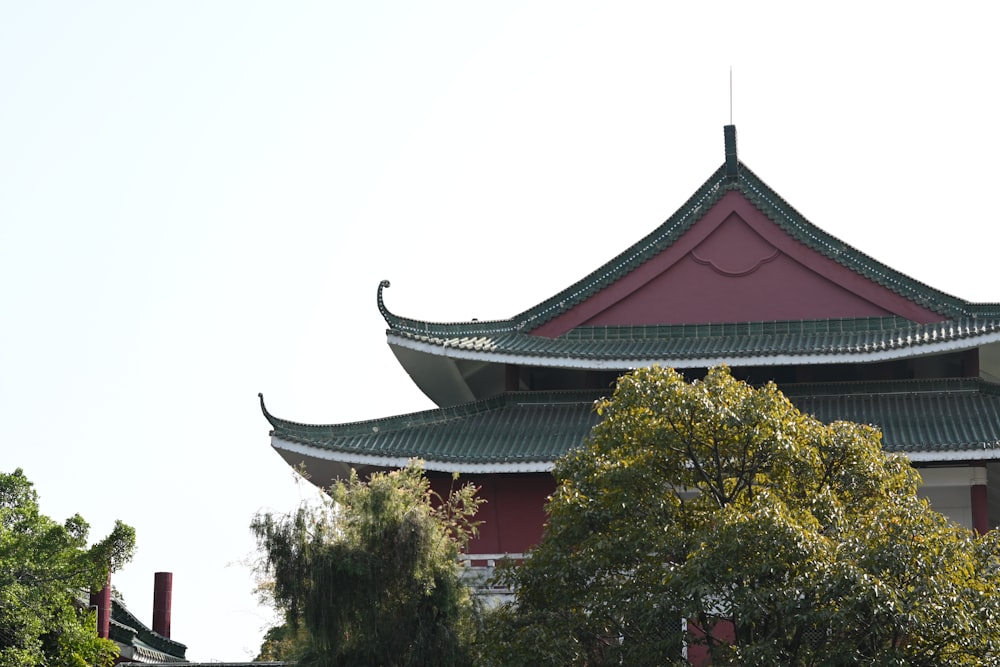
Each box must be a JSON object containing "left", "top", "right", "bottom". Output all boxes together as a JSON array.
[{"left": 262, "top": 377, "right": 1000, "bottom": 480}]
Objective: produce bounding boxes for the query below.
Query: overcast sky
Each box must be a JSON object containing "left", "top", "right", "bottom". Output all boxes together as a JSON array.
[{"left": 2, "top": 2, "right": 999, "bottom": 661}]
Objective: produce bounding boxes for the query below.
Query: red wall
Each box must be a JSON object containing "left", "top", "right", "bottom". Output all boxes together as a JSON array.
[{"left": 429, "top": 472, "right": 555, "bottom": 555}]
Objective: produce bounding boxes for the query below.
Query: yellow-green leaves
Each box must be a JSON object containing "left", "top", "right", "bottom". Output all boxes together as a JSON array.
[{"left": 485, "top": 366, "right": 1000, "bottom": 666}]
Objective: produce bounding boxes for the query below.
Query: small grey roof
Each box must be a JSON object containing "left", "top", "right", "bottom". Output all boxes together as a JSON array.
[{"left": 110, "top": 596, "right": 186, "bottom": 661}]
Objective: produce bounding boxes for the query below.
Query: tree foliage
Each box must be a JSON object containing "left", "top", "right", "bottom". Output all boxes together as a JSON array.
[
  {"left": 0, "top": 468, "right": 136, "bottom": 667},
  {"left": 255, "top": 621, "right": 309, "bottom": 662},
  {"left": 484, "top": 366, "right": 1000, "bottom": 666},
  {"left": 252, "top": 462, "right": 483, "bottom": 667}
]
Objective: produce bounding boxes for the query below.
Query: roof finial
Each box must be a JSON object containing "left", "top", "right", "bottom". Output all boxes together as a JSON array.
[
  {"left": 724, "top": 124, "right": 738, "bottom": 181},
  {"left": 724, "top": 67, "right": 738, "bottom": 181}
]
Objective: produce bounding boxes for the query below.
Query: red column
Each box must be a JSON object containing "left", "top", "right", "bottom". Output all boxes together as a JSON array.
[
  {"left": 153, "top": 572, "right": 173, "bottom": 638},
  {"left": 971, "top": 465, "right": 990, "bottom": 535},
  {"left": 89, "top": 573, "right": 111, "bottom": 638}
]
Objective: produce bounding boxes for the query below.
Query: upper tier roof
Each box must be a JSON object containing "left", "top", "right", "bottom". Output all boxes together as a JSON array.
[
  {"left": 380, "top": 128, "right": 1000, "bottom": 406},
  {"left": 381, "top": 162, "right": 1000, "bottom": 335}
]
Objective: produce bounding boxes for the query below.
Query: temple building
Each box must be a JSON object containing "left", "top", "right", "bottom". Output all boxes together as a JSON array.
[{"left": 261, "top": 125, "right": 1000, "bottom": 564}]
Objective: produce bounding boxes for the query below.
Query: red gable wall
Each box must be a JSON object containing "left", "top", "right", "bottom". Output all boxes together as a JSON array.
[{"left": 533, "top": 191, "right": 944, "bottom": 337}]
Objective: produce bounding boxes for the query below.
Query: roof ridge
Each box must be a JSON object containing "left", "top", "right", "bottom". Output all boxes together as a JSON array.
[
  {"left": 510, "top": 164, "right": 731, "bottom": 332},
  {"left": 736, "top": 165, "right": 972, "bottom": 319}
]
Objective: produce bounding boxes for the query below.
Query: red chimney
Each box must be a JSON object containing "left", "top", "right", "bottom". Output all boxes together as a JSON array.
[
  {"left": 152, "top": 572, "right": 172, "bottom": 638},
  {"left": 90, "top": 573, "right": 111, "bottom": 639}
]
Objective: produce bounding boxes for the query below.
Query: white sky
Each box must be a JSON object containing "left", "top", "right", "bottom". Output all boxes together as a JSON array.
[{"left": 2, "top": 2, "right": 998, "bottom": 661}]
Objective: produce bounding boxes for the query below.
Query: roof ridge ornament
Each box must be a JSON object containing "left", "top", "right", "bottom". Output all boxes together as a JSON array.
[
  {"left": 377, "top": 279, "right": 393, "bottom": 321},
  {"left": 724, "top": 124, "right": 738, "bottom": 181},
  {"left": 258, "top": 392, "right": 278, "bottom": 426}
]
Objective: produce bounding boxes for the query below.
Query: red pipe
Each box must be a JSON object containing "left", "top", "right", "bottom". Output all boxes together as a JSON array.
[
  {"left": 152, "top": 572, "right": 173, "bottom": 638},
  {"left": 90, "top": 573, "right": 111, "bottom": 638}
]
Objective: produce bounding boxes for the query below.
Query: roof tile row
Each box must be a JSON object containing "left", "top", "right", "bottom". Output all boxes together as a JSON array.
[
  {"left": 264, "top": 379, "right": 1000, "bottom": 463},
  {"left": 388, "top": 316, "right": 1000, "bottom": 363}
]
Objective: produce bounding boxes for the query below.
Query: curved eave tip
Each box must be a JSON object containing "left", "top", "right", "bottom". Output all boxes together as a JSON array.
[
  {"left": 258, "top": 392, "right": 276, "bottom": 424},
  {"left": 377, "top": 279, "right": 398, "bottom": 325}
]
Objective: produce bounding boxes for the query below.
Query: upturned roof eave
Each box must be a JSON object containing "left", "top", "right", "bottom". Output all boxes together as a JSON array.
[{"left": 374, "top": 164, "right": 733, "bottom": 337}]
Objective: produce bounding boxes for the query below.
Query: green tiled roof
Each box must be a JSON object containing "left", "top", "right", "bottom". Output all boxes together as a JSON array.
[
  {"left": 384, "top": 314, "right": 1000, "bottom": 364},
  {"left": 786, "top": 378, "right": 1000, "bottom": 455},
  {"left": 377, "top": 159, "right": 1000, "bottom": 358},
  {"left": 262, "top": 390, "right": 604, "bottom": 465},
  {"left": 263, "top": 378, "right": 1000, "bottom": 466}
]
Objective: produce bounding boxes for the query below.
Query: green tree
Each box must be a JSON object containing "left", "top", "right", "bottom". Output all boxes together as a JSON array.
[
  {"left": 255, "top": 621, "right": 309, "bottom": 662},
  {"left": 0, "top": 468, "right": 136, "bottom": 667},
  {"left": 483, "top": 366, "right": 1000, "bottom": 666},
  {"left": 252, "top": 462, "right": 483, "bottom": 667}
]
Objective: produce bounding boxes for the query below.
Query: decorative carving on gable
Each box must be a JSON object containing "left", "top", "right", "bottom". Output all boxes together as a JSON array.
[
  {"left": 532, "top": 192, "right": 945, "bottom": 337},
  {"left": 689, "top": 213, "right": 780, "bottom": 277}
]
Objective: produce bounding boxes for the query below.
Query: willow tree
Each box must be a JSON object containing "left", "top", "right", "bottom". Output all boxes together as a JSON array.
[
  {"left": 0, "top": 468, "right": 136, "bottom": 667},
  {"left": 251, "top": 462, "right": 483, "bottom": 667},
  {"left": 483, "top": 366, "right": 1000, "bottom": 666}
]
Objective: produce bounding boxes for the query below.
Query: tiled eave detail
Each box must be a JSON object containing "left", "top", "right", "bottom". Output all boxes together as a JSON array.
[
  {"left": 385, "top": 318, "right": 1000, "bottom": 370},
  {"left": 263, "top": 378, "right": 1000, "bottom": 473},
  {"left": 784, "top": 378, "right": 1000, "bottom": 459},
  {"left": 271, "top": 437, "right": 559, "bottom": 474}
]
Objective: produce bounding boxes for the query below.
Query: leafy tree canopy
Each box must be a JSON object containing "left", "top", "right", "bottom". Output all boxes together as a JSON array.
[
  {"left": 0, "top": 468, "right": 136, "bottom": 667},
  {"left": 484, "top": 366, "right": 1000, "bottom": 666},
  {"left": 252, "top": 462, "right": 483, "bottom": 667}
]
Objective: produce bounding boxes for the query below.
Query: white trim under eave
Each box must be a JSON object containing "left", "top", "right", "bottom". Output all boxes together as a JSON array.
[
  {"left": 271, "top": 436, "right": 557, "bottom": 474},
  {"left": 387, "top": 330, "right": 1000, "bottom": 371},
  {"left": 906, "top": 448, "right": 1000, "bottom": 463},
  {"left": 273, "top": 436, "right": 1000, "bottom": 475}
]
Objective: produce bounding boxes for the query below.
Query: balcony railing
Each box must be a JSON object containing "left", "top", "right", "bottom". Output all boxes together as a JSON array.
[{"left": 459, "top": 553, "right": 524, "bottom": 603}]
